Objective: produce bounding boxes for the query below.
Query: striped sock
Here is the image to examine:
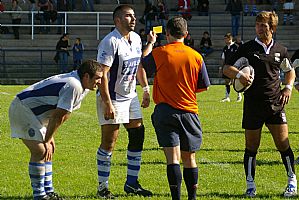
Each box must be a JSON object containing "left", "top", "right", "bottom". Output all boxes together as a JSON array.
[
  {"left": 290, "top": 15, "right": 294, "bottom": 23},
  {"left": 284, "top": 14, "right": 287, "bottom": 23},
  {"left": 97, "top": 148, "right": 112, "bottom": 190},
  {"left": 45, "top": 162, "right": 54, "bottom": 194},
  {"left": 29, "top": 162, "right": 46, "bottom": 199},
  {"left": 126, "top": 150, "right": 142, "bottom": 185}
]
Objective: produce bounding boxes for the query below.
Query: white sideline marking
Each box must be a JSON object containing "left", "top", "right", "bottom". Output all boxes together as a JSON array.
[{"left": 0, "top": 92, "right": 10, "bottom": 95}]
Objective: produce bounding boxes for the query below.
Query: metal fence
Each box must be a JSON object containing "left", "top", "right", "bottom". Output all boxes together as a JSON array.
[
  {"left": 0, "top": 48, "right": 97, "bottom": 79},
  {"left": 1, "top": 10, "right": 114, "bottom": 40}
]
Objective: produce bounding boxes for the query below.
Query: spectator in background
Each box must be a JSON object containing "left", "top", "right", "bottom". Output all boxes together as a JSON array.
[
  {"left": 56, "top": 33, "right": 70, "bottom": 73},
  {"left": 283, "top": 0, "right": 295, "bottom": 25},
  {"left": 225, "top": 0, "right": 243, "bottom": 37},
  {"left": 178, "top": 0, "right": 192, "bottom": 20},
  {"left": 72, "top": 37, "right": 84, "bottom": 70},
  {"left": 156, "top": 0, "right": 168, "bottom": 30},
  {"left": 82, "top": 0, "right": 94, "bottom": 11},
  {"left": 145, "top": 3, "right": 158, "bottom": 33},
  {"left": 38, "top": 0, "right": 52, "bottom": 34},
  {"left": 0, "top": 0, "right": 10, "bottom": 34},
  {"left": 27, "top": 0, "right": 36, "bottom": 24},
  {"left": 197, "top": 0, "right": 209, "bottom": 16},
  {"left": 139, "top": 28, "right": 147, "bottom": 49},
  {"left": 56, "top": 0, "right": 69, "bottom": 34},
  {"left": 184, "top": 33, "right": 195, "bottom": 49},
  {"left": 10, "top": 0, "right": 22, "bottom": 39},
  {"left": 0, "top": 0, "right": 4, "bottom": 12},
  {"left": 139, "top": 0, "right": 152, "bottom": 24},
  {"left": 199, "top": 31, "right": 213, "bottom": 56},
  {"left": 244, "top": 0, "right": 257, "bottom": 16}
]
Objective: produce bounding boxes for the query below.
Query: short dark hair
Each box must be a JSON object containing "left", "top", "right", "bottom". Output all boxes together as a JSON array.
[
  {"left": 166, "top": 16, "right": 187, "bottom": 39},
  {"left": 113, "top": 5, "right": 134, "bottom": 20},
  {"left": 224, "top": 32, "right": 233, "bottom": 39},
  {"left": 77, "top": 60, "right": 101, "bottom": 79}
]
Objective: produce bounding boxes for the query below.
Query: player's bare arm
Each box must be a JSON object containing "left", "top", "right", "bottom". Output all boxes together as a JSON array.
[
  {"left": 44, "top": 108, "right": 70, "bottom": 161},
  {"left": 224, "top": 64, "right": 252, "bottom": 86},
  {"left": 98, "top": 64, "right": 115, "bottom": 120},
  {"left": 137, "top": 63, "right": 150, "bottom": 108},
  {"left": 142, "top": 31, "right": 156, "bottom": 57},
  {"left": 280, "top": 68, "right": 296, "bottom": 106}
]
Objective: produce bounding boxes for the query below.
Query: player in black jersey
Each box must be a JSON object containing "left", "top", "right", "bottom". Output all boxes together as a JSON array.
[
  {"left": 223, "top": 11, "right": 297, "bottom": 197},
  {"left": 219, "top": 33, "right": 242, "bottom": 102}
]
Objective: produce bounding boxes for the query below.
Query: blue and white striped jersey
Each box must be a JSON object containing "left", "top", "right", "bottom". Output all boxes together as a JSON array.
[
  {"left": 16, "top": 71, "right": 89, "bottom": 125},
  {"left": 97, "top": 28, "right": 142, "bottom": 100}
]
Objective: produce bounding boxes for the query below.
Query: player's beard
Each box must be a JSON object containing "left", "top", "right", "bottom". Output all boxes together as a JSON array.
[{"left": 128, "top": 23, "right": 135, "bottom": 32}]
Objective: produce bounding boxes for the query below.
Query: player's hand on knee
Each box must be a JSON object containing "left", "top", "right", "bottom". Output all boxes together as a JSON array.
[
  {"left": 50, "top": 138, "right": 55, "bottom": 154},
  {"left": 44, "top": 141, "right": 53, "bottom": 161}
]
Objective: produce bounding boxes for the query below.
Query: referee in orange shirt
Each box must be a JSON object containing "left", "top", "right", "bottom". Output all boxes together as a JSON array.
[{"left": 140, "top": 16, "right": 210, "bottom": 200}]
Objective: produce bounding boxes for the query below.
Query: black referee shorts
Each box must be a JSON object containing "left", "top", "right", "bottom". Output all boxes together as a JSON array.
[{"left": 151, "top": 103, "right": 202, "bottom": 152}]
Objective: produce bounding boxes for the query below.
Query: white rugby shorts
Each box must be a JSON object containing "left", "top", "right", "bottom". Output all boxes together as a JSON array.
[
  {"left": 9, "top": 97, "right": 46, "bottom": 142},
  {"left": 96, "top": 95, "right": 142, "bottom": 125},
  {"left": 283, "top": 2, "right": 294, "bottom": 10}
]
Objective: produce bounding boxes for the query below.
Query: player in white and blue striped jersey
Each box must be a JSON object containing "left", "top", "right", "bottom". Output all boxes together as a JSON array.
[
  {"left": 95, "top": 5, "right": 152, "bottom": 199},
  {"left": 8, "top": 60, "right": 103, "bottom": 200}
]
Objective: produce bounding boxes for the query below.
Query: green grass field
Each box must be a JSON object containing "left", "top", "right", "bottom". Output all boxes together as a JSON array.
[{"left": 1, "top": 85, "right": 299, "bottom": 200}]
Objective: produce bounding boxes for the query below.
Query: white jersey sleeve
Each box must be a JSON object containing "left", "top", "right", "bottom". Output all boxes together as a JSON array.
[
  {"left": 97, "top": 33, "right": 118, "bottom": 67},
  {"left": 57, "top": 79, "right": 87, "bottom": 112}
]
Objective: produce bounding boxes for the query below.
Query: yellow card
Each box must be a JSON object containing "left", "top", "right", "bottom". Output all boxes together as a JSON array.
[{"left": 153, "top": 26, "right": 163, "bottom": 34}]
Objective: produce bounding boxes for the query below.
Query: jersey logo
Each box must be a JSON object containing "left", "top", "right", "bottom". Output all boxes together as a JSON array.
[
  {"left": 253, "top": 53, "right": 260, "bottom": 59},
  {"left": 274, "top": 53, "right": 280, "bottom": 62},
  {"left": 28, "top": 128, "right": 35, "bottom": 137},
  {"left": 136, "top": 47, "right": 141, "bottom": 55},
  {"left": 121, "top": 58, "right": 140, "bottom": 75}
]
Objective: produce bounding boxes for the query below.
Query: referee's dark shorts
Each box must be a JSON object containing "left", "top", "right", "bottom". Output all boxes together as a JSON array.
[{"left": 151, "top": 103, "right": 202, "bottom": 152}]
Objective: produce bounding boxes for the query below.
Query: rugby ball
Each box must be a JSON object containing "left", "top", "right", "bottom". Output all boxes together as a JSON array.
[{"left": 233, "top": 65, "right": 255, "bottom": 93}]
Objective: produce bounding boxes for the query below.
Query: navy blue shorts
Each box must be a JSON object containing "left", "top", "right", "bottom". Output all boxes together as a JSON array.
[
  {"left": 242, "top": 98, "right": 287, "bottom": 130},
  {"left": 151, "top": 103, "right": 202, "bottom": 152}
]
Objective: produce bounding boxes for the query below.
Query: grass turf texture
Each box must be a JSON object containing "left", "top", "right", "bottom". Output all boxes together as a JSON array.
[{"left": 0, "top": 85, "right": 299, "bottom": 200}]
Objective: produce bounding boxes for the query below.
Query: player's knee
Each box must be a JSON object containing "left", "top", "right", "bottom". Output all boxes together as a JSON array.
[{"left": 127, "top": 125, "right": 145, "bottom": 151}]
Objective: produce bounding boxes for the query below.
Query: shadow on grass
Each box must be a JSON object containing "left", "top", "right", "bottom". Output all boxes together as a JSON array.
[
  {"left": 0, "top": 192, "right": 287, "bottom": 199},
  {"left": 200, "top": 192, "right": 286, "bottom": 199},
  {"left": 114, "top": 147, "right": 162, "bottom": 152},
  {"left": 0, "top": 193, "right": 172, "bottom": 199},
  {"left": 205, "top": 130, "right": 244, "bottom": 134},
  {"left": 0, "top": 196, "right": 31, "bottom": 200},
  {"left": 199, "top": 160, "right": 281, "bottom": 166}
]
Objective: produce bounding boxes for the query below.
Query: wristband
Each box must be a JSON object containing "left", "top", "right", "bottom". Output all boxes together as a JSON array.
[
  {"left": 143, "top": 85, "right": 150, "bottom": 92},
  {"left": 285, "top": 84, "right": 293, "bottom": 91},
  {"left": 147, "top": 41, "right": 154, "bottom": 46},
  {"left": 236, "top": 71, "right": 245, "bottom": 79}
]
